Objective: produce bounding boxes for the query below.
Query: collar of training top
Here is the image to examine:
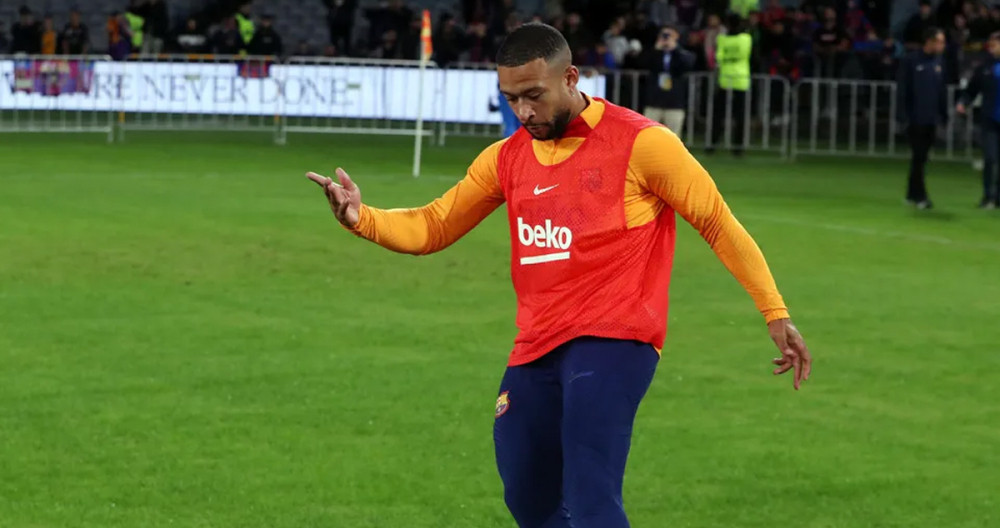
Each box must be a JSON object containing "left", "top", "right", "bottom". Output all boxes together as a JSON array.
[{"left": 559, "top": 93, "right": 603, "bottom": 138}]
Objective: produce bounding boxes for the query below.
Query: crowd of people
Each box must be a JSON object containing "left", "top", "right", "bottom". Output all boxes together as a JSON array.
[{"left": 0, "top": 1, "right": 995, "bottom": 80}]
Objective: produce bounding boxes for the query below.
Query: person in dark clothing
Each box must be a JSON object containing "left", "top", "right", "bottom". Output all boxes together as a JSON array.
[
  {"left": 10, "top": 6, "right": 42, "bottom": 54},
  {"left": 897, "top": 27, "right": 948, "bottom": 210},
  {"left": 60, "top": 8, "right": 90, "bottom": 55},
  {"left": 212, "top": 17, "right": 243, "bottom": 55},
  {"left": 324, "top": 0, "right": 356, "bottom": 56},
  {"left": 904, "top": 1, "right": 936, "bottom": 50},
  {"left": 248, "top": 14, "right": 283, "bottom": 56},
  {"left": 173, "top": 17, "right": 209, "bottom": 53},
  {"left": 143, "top": 0, "right": 169, "bottom": 54},
  {"left": 643, "top": 25, "right": 696, "bottom": 138},
  {"left": 957, "top": 31, "right": 1000, "bottom": 209},
  {"left": 0, "top": 22, "right": 9, "bottom": 53}
]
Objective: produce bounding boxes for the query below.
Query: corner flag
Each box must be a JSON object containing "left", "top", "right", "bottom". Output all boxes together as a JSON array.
[
  {"left": 421, "top": 10, "right": 433, "bottom": 63},
  {"left": 413, "top": 9, "right": 433, "bottom": 178}
]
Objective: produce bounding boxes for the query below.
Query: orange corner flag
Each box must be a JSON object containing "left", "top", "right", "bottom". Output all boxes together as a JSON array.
[{"left": 421, "top": 10, "right": 433, "bottom": 62}]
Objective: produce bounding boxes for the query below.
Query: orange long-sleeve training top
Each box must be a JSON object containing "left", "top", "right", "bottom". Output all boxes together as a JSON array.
[{"left": 347, "top": 96, "right": 789, "bottom": 323}]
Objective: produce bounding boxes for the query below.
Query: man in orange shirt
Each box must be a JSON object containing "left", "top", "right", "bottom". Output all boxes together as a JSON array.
[{"left": 307, "top": 23, "right": 812, "bottom": 528}]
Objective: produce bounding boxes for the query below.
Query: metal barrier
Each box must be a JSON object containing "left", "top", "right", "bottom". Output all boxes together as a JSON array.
[
  {"left": 791, "top": 78, "right": 977, "bottom": 160},
  {"left": 0, "top": 54, "right": 983, "bottom": 163},
  {"left": 682, "top": 72, "right": 792, "bottom": 156},
  {"left": 0, "top": 55, "right": 115, "bottom": 141}
]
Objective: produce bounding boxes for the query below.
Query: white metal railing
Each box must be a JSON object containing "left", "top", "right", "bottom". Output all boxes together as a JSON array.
[
  {"left": 0, "top": 55, "right": 983, "bottom": 163},
  {"left": 791, "top": 78, "right": 977, "bottom": 160},
  {"left": 0, "top": 54, "right": 115, "bottom": 141}
]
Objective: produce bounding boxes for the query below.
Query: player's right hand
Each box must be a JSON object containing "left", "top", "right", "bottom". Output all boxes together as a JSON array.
[{"left": 306, "top": 168, "right": 362, "bottom": 228}]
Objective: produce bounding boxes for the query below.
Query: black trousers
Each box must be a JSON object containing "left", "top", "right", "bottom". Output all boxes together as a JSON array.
[
  {"left": 907, "top": 124, "right": 936, "bottom": 203},
  {"left": 710, "top": 88, "right": 747, "bottom": 151}
]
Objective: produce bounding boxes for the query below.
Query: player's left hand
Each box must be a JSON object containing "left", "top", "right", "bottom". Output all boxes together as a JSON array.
[{"left": 768, "top": 318, "right": 811, "bottom": 390}]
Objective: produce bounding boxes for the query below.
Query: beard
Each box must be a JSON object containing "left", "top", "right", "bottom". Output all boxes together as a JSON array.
[{"left": 524, "top": 106, "right": 573, "bottom": 140}]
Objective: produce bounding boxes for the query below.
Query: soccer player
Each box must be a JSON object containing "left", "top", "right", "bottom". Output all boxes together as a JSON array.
[{"left": 306, "top": 23, "right": 811, "bottom": 528}]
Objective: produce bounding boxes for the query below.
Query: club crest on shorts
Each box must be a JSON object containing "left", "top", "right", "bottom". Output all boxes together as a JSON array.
[{"left": 495, "top": 391, "right": 510, "bottom": 418}]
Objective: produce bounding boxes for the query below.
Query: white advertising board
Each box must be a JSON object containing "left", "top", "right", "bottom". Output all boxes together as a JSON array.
[{"left": 0, "top": 59, "right": 608, "bottom": 125}]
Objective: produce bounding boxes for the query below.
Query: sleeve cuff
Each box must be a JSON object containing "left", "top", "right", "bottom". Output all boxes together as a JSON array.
[
  {"left": 763, "top": 308, "right": 790, "bottom": 323},
  {"left": 341, "top": 204, "right": 372, "bottom": 238}
]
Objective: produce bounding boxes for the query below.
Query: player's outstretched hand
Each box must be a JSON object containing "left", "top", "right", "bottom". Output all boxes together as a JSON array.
[
  {"left": 768, "top": 318, "right": 812, "bottom": 390},
  {"left": 306, "top": 168, "right": 362, "bottom": 228}
]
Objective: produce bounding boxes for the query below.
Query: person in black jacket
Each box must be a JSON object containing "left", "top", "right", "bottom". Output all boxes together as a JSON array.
[
  {"left": 248, "top": 14, "right": 283, "bottom": 56},
  {"left": 643, "top": 26, "right": 696, "bottom": 139},
  {"left": 957, "top": 31, "right": 1000, "bottom": 209},
  {"left": 10, "top": 5, "right": 42, "bottom": 54},
  {"left": 897, "top": 26, "right": 947, "bottom": 210}
]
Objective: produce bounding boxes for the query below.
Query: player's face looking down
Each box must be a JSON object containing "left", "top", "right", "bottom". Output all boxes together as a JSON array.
[{"left": 498, "top": 56, "right": 580, "bottom": 141}]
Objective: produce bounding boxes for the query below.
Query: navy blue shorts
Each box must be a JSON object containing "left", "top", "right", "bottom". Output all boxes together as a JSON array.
[{"left": 493, "top": 336, "right": 659, "bottom": 528}]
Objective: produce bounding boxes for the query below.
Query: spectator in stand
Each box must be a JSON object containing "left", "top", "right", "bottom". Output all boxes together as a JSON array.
[
  {"left": 0, "top": 22, "right": 8, "bottom": 53},
  {"left": 647, "top": 0, "right": 672, "bottom": 28},
  {"left": 643, "top": 25, "right": 696, "bottom": 138},
  {"left": 41, "top": 14, "right": 57, "bottom": 55},
  {"left": 562, "top": 12, "right": 594, "bottom": 64},
  {"left": 813, "top": 7, "right": 849, "bottom": 77},
  {"left": 324, "top": 0, "right": 356, "bottom": 57},
  {"left": 107, "top": 12, "right": 132, "bottom": 60},
  {"left": 603, "top": 17, "right": 630, "bottom": 67},
  {"left": 968, "top": 3, "right": 992, "bottom": 45},
  {"left": 761, "top": 0, "right": 785, "bottom": 30},
  {"left": 465, "top": 21, "right": 494, "bottom": 63},
  {"left": 762, "top": 15, "right": 797, "bottom": 79},
  {"left": 626, "top": 11, "right": 659, "bottom": 51},
  {"left": 698, "top": 12, "right": 726, "bottom": 71},
  {"left": 936, "top": 0, "right": 963, "bottom": 28},
  {"left": 61, "top": 9, "right": 90, "bottom": 55},
  {"left": 673, "top": 0, "right": 702, "bottom": 31},
  {"left": 364, "top": 0, "right": 412, "bottom": 54},
  {"left": 398, "top": 15, "right": 423, "bottom": 61},
  {"left": 431, "top": 13, "right": 465, "bottom": 66},
  {"left": 904, "top": 1, "right": 936, "bottom": 50},
  {"left": 212, "top": 17, "right": 243, "bottom": 55},
  {"left": 143, "top": 0, "right": 168, "bottom": 54},
  {"left": 173, "top": 18, "right": 208, "bottom": 54},
  {"left": 844, "top": 0, "right": 872, "bottom": 42},
  {"left": 371, "top": 29, "right": 401, "bottom": 59},
  {"left": 249, "top": 14, "right": 283, "bottom": 56},
  {"left": 747, "top": 11, "right": 764, "bottom": 66},
  {"left": 945, "top": 13, "right": 969, "bottom": 84},
  {"left": 11, "top": 6, "right": 42, "bottom": 54},
  {"left": 584, "top": 41, "right": 616, "bottom": 68}
]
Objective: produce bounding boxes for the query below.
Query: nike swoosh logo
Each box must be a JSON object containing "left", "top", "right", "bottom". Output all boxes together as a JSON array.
[
  {"left": 568, "top": 371, "right": 594, "bottom": 383},
  {"left": 533, "top": 184, "right": 559, "bottom": 196}
]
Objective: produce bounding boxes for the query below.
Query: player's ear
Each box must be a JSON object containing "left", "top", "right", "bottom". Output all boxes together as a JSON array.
[{"left": 564, "top": 65, "right": 579, "bottom": 91}]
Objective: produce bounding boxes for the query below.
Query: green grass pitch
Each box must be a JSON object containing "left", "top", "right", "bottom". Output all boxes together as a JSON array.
[{"left": 0, "top": 131, "right": 997, "bottom": 528}]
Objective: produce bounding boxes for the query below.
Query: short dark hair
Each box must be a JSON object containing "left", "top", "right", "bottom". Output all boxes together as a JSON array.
[
  {"left": 990, "top": 31, "right": 1000, "bottom": 41},
  {"left": 496, "top": 22, "right": 570, "bottom": 67}
]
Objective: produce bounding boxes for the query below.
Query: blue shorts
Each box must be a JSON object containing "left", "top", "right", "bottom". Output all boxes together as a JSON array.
[{"left": 493, "top": 336, "right": 659, "bottom": 528}]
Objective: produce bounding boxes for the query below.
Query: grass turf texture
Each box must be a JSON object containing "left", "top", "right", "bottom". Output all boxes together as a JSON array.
[{"left": 1, "top": 132, "right": 997, "bottom": 528}]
